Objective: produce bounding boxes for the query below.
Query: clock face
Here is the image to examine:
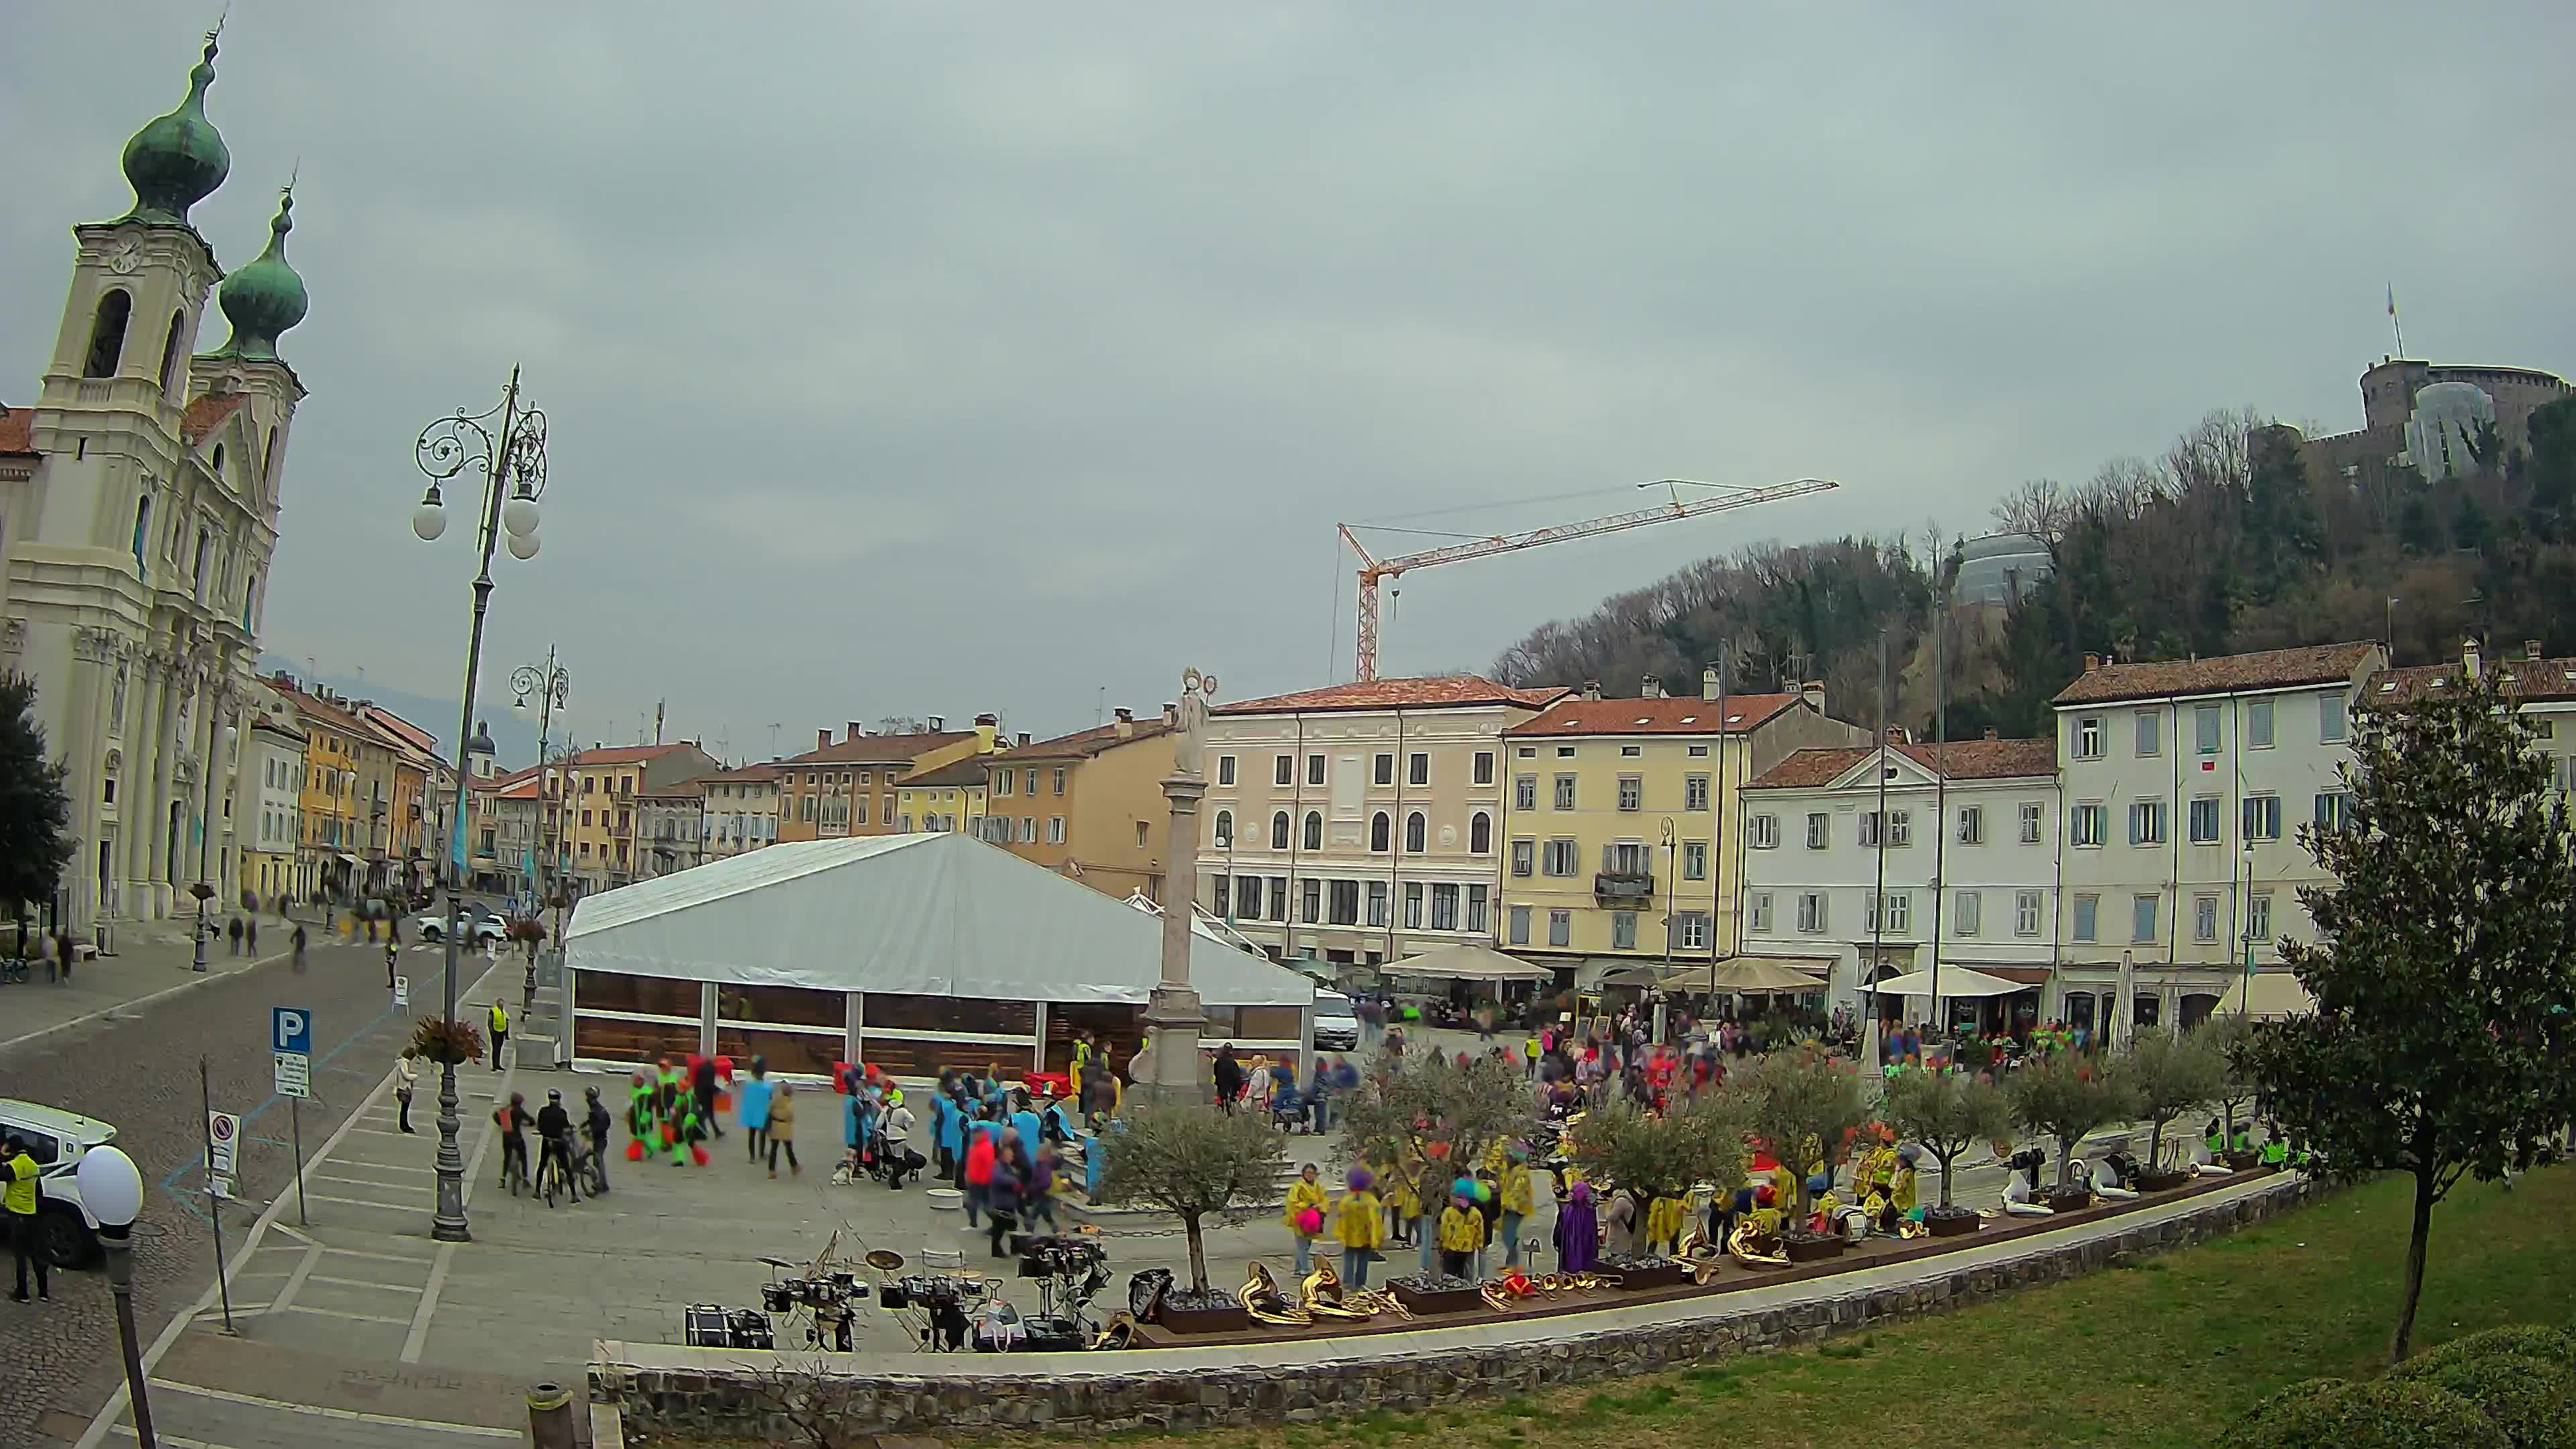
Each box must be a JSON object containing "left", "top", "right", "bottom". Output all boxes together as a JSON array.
[{"left": 107, "top": 237, "right": 142, "bottom": 275}]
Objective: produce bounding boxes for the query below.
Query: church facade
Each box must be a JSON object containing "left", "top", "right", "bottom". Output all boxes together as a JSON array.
[{"left": 0, "top": 32, "right": 311, "bottom": 934}]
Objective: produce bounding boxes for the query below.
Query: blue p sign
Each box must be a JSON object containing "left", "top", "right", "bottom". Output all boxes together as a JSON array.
[{"left": 272, "top": 1007, "right": 311, "bottom": 1055}]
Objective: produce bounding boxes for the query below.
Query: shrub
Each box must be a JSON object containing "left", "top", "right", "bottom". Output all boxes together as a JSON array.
[
  {"left": 2400, "top": 1325, "right": 2576, "bottom": 1378},
  {"left": 2241, "top": 1377, "right": 2508, "bottom": 1448},
  {"left": 2390, "top": 1352, "right": 2575, "bottom": 1449}
]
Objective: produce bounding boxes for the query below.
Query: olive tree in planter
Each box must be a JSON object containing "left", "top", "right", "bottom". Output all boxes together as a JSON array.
[
  {"left": 1725, "top": 1044, "right": 1874, "bottom": 1223},
  {"left": 2006, "top": 1051, "right": 2137, "bottom": 1190},
  {"left": 2195, "top": 1014, "right": 2263, "bottom": 1146},
  {"left": 2126, "top": 1026, "right": 2224, "bottom": 1175},
  {"left": 1339, "top": 1049, "right": 1532, "bottom": 1259},
  {"left": 1098, "top": 1104, "right": 1285, "bottom": 1303},
  {"left": 1878, "top": 1068, "right": 2010, "bottom": 1227},
  {"left": 1569, "top": 1091, "right": 1748, "bottom": 1256}
]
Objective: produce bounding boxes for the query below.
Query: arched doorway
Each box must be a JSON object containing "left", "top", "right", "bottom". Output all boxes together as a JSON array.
[{"left": 2179, "top": 992, "right": 2221, "bottom": 1029}]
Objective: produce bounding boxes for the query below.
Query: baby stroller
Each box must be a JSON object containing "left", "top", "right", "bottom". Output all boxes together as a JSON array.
[{"left": 1269, "top": 1084, "right": 1308, "bottom": 1133}]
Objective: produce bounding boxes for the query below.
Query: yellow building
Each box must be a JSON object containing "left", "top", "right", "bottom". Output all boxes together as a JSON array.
[
  {"left": 990, "top": 708, "right": 1177, "bottom": 901},
  {"left": 266, "top": 676, "right": 365, "bottom": 901},
  {"left": 893, "top": 757, "right": 988, "bottom": 834},
  {"left": 557, "top": 741, "right": 722, "bottom": 895},
  {"left": 1497, "top": 672, "right": 1860, "bottom": 971},
  {"left": 775, "top": 715, "right": 1000, "bottom": 843}
]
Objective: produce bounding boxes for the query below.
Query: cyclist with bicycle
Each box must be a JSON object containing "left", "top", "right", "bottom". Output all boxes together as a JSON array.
[
  {"left": 536, "top": 1089, "right": 582, "bottom": 1205},
  {"left": 495, "top": 1092, "right": 534, "bottom": 1193}
]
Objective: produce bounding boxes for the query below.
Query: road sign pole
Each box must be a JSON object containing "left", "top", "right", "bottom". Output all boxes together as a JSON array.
[
  {"left": 199, "top": 1055, "right": 235, "bottom": 1335},
  {"left": 290, "top": 1099, "right": 307, "bottom": 1228}
]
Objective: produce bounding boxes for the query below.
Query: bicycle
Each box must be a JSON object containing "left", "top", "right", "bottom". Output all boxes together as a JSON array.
[{"left": 535, "top": 1135, "right": 576, "bottom": 1208}]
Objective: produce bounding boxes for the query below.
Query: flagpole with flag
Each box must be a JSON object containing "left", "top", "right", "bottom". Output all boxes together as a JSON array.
[{"left": 2387, "top": 284, "right": 2404, "bottom": 357}]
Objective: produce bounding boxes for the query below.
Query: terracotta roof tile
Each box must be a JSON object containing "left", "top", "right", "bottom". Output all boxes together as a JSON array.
[
  {"left": 2371, "top": 656, "right": 2576, "bottom": 706},
  {"left": 898, "top": 758, "right": 991, "bottom": 789},
  {"left": 635, "top": 778, "right": 708, "bottom": 798},
  {"left": 566, "top": 743, "right": 692, "bottom": 767},
  {"left": 0, "top": 406, "right": 35, "bottom": 457},
  {"left": 698, "top": 763, "right": 780, "bottom": 784},
  {"left": 1748, "top": 737, "right": 2057, "bottom": 790},
  {"left": 777, "top": 731, "right": 975, "bottom": 765},
  {"left": 1216, "top": 676, "right": 1567, "bottom": 715},
  {"left": 180, "top": 392, "right": 249, "bottom": 445},
  {"left": 2051, "top": 643, "right": 2381, "bottom": 706},
  {"left": 1503, "top": 694, "right": 1801, "bottom": 738},
  {"left": 1004, "top": 717, "right": 1175, "bottom": 759}
]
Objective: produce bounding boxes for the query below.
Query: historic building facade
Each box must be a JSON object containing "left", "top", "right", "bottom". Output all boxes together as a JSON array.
[{"left": 1, "top": 34, "right": 312, "bottom": 930}]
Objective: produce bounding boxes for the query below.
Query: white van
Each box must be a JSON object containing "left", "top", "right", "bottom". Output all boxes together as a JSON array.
[
  {"left": 0, "top": 1099, "right": 119, "bottom": 1267},
  {"left": 1312, "top": 990, "right": 1361, "bottom": 1051}
]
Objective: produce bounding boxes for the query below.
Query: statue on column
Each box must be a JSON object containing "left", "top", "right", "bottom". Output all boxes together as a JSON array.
[{"left": 1172, "top": 668, "right": 1218, "bottom": 779}]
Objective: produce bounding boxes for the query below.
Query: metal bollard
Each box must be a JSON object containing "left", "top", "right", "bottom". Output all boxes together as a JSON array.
[{"left": 526, "top": 1383, "right": 574, "bottom": 1449}]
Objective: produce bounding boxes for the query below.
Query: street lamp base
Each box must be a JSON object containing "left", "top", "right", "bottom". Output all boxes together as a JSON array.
[{"left": 430, "top": 1216, "right": 472, "bottom": 1243}]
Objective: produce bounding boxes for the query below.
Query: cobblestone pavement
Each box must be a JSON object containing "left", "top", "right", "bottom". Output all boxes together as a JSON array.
[{"left": 0, "top": 926, "right": 500, "bottom": 1447}]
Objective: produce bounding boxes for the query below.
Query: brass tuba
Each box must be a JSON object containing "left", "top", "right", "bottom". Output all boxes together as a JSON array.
[
  {"left": 1302, "top": 1261, "right": 1375, "bottom": 1320},
  {"left": 1240, "top": 1261, "right": 1313, "bottom": 1327},
  {"left": 1674, "top": 1226, "right": 1727, "bottom": 1285},
  {"left": 1727, "top": 1208, "right": 1788, "bottom": 1268}
]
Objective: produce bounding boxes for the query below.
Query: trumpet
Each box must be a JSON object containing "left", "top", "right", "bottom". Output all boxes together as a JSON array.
[
  {"left": 1240, "top": 1261, "right": 1313, "bottom": 1327},
  {"left": 1301, "top": 1262, "right": 1375, "bottom": 1320}
]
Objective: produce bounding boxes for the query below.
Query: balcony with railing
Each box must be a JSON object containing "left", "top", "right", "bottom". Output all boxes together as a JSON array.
[{"left": 1593, "top": 869, "right": 1654, "bottom": 904}]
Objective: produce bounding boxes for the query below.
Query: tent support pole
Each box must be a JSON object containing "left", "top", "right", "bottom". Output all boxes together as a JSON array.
[
  {"left": 1031, "top": 1001, "right": 1049, "bottom": 1073},
  {"left": 847, "top": 992, "right": 863, "bottom": 1072}
]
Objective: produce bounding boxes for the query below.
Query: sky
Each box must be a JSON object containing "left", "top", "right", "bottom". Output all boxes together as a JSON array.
[{"left": 7, "top": 3, "right": 2571, "bottom": 765}]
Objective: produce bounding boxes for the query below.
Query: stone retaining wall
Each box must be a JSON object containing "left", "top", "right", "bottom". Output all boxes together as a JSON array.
[{"left": 596, "top": 1177, "right": 2312, "bottom": 1442}]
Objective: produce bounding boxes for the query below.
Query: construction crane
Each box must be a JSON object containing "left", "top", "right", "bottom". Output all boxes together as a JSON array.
[{"left": 1337, "top": 476, "right": 1841, "bottom": 682}]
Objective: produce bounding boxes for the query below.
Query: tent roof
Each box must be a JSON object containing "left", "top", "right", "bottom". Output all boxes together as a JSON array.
[
  {"left": 1385, "top": 943, "right": 1556, "bottom": 982},
  {"left": 2218, "top": 971, "right": 2316, "bottom": 1019},
  {"left": 1866, "top": 966, "right": 2023, "bottom": 998},
  {"left": 1663, "top": 955, "right": 1833, "bottom": 994},
  {"left": 564, "top": 833, "right": 1313, "bottom": 1008}
]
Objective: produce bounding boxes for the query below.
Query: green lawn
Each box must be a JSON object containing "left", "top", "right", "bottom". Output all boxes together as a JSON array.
[{"left": 998, "top": 1165, "right": 2576, "bottom": 1449}]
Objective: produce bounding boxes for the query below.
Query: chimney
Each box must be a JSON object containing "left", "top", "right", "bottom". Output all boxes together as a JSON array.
[
  {"left": 2526, "top": 639, "right": 2544, "bottom": 661},
  {"left": 1984, "top": 727, "right": 1999, "bottom": 741},
  {"left": 1640, "top": 674, "right": 1663, "bottom": 699},
  {"left": 1701, "top": 665, "right": 1721, "bottom": 702},
  {"left": 1582, "top": 679, "right": 1602, "bottom": 701},
  {"left": 1114, "top": 707, "right": 1135, "bottom": 739},
  {"left": 2463, "top": 637, "right": 2481, "bottom": 681},
  {"left": 1015, "top": 732, "right": 1031, "bottom": 747},
  {"left": 817, "top": 728, "right": 831, "bottom": 752},
  {"left": 2082, "top": 652, "right": 2101, "bottom": 673},
  {"left": 1801, "top": 680, "right": 1825, "bottom": 712},
  {"left": 847, "top": 720, "right": 864, "bottom": 740},
  {"left": 1162, "top": 701, "right": 1179, "bottom": 729},
  {"left": 927, "top": 714, "right": 945, "bottom": 732}
]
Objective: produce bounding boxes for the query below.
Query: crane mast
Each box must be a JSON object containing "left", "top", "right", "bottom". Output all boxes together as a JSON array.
[{"left": 1339, "top": 476, "right": 1840, "bottom": 681}]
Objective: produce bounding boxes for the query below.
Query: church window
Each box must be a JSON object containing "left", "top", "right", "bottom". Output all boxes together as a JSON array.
[
  {"left": 157, "top": 311, "right": 186, "bottom": 394},
  {"left": 130, "top": 496, "right": 152, "bottom": 578},
  {"left": 85, "top": 289, "right": 132, "bottom": 378},
  {"left": 210, "top": 443, "right": 225, "bottom": 478},
  {"left": 263, "top": 427, "right": 278, "bottom": 483}
]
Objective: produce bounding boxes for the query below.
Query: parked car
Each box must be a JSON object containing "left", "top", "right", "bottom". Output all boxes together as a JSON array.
[
  {"left": 416, "top": 906, "right": 506, "bottom": 944},
  {"left": 0, "top": 1099, "right": 119, "bottom": 1267},
  {"left": 1312, "top": 989, "right": 1362, "bottom": 1051}
]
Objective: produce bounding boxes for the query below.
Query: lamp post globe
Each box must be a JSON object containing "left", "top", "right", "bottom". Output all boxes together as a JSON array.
[
  {"left": 501, "top": 491, "right": 540, "bottom": 539},
  {"left": 411, "top": 488, "right": 447, "bottom": 542},
  {"left": 74, "top": 1144, "right": 144, "bottom": 1228},
  {"left": 506, "top": 531, "right": 540, "bottom": 561},
  {"left": 79, "top": 1144, "right": 154, "bottom": 1448}
]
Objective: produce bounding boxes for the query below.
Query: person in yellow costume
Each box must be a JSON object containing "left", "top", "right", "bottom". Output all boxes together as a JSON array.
[
  {"left": 1890, "top": 1147, "right": 1919, "bottom": 1217},
  {"left": 1332, "top": 1167, "right": 1386, "bottom": 1288},
  {"left": 1378, "top": 1157, "right": 1419, "bottom": 1246},
  {"left": 1283, "top": 1161, "right": 1330, "bottom": 1275},
  {"left": 1436, "top": 1185, "right": 1487, "bottom": 1279},
  {"left": 1644, "top": 1193, "right": 1686, "bottom": 1254},
  {"left": 1497, "top": 1148, "right": 1536, "bottom": 1267}
]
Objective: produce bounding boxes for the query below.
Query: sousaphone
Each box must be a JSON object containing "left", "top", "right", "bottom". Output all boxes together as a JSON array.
[
  {"left": 1300, "top": 1261, "right": 1375, "bottom": 1320},
  {"left": 1239, "top": 1261, "right": 1313, "bottom": 1327}
]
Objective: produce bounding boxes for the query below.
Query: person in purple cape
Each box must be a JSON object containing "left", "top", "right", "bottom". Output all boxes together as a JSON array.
[{"left": 1554, "top": 1179, "right": 1600, "bottom": 1275}]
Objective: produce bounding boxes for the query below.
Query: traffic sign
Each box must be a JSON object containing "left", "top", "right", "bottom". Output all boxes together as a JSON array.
[
  {"left": 274, "top": 1052, "right": 311, "bottom": 1099},
  {"left": 272, "top": 1007, "right": 311, "bottom": 1055},
  {"left": 392, "top": 975, "right": 410, "bottom": 1008},
  {"left": 207, "top": 1110, "right": 240, "bottom": 1175},
  {"left": 208, "top": 1173, "right": 233, "bottom": 1200}
]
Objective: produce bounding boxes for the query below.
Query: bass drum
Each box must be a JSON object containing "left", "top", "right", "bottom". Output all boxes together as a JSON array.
[{"left": 1126, "top": 1267, "right": 1175, "bottom": 1323}]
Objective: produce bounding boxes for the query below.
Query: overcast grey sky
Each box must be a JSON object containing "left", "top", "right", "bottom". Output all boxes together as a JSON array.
[{"left": 7, "top": 3, "right": 2571, "bottom": 760}]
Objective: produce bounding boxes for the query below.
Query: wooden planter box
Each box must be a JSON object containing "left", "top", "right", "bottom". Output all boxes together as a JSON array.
[
  {"left": 1156, "top": 1302, "right": 1250, "bottom": 1336},
  {"left": 2225, "top": 1150, "right": 2263, "bottom": 1172},
  {"left": 2042, "top": 1187, "right": 2094, "bottom": 1214},
  {"left": 1390, "top": 1281, "right": 1485, "bottom": 1316},
  {"left": 1782, "top": 1233, "right": 1845, "bottom": 1264},
  {"left": 1924, "top": 1210, "right": 1981, "bottom": 1238},
  {"left": 1607, "top": 1260, "right": 1686, "bottom": 1291},
  {"left": 2135, "top": 1169, "right": 2192, "bottom": 1193}
]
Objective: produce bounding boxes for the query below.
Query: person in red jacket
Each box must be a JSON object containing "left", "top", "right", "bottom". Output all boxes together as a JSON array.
[{"left": 963, "top": 1118, "right": 998, "bottom": 1230}]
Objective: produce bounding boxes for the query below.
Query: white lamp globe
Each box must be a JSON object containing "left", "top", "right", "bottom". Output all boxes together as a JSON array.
[
  {"left": 411, "top": 499, "right": 448, "bottom": 542},
  {"left": 506, "top": 530, "right": 541, "bottom": 561},
  {"left": 502, "top": 493, "right": 541, "bottom": 539},
  {"left": 75, "top": 1144, "right": 144, "bottom": 1229}
]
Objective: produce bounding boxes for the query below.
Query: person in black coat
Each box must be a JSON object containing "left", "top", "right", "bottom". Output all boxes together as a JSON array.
[{"left": 1212, "top": 1044, "right": 1246, "bottom": 1113}]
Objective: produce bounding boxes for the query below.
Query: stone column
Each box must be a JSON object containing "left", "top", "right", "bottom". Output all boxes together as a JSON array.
[
  {"left": 129, "top": 658, "right": 170, "bottom": 913},
  {"left": 1137, "top": 770, "right": 1208, "bottom": 1109}
]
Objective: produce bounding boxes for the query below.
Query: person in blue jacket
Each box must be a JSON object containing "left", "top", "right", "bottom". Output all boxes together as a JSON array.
[
  {"left": 737, "top": 1059, "right": 775, "bottom": 1165},
  {"left": 1008, "top": 1092, "right": 1042, "bottom": 1163},
  {"left": 932, "top": 1079, "right": 965, "bottom": 1184}
]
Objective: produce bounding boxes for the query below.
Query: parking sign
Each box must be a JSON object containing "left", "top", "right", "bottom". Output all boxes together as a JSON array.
[{"left": 272, "top": 1007, "right": 311, "bottom": 1055}]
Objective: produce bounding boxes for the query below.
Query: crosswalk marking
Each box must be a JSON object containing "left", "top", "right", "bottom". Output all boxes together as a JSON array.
[
  {"left": 276, "top": 1303, "right": 412, "bottom": 1326},
  {"left": 305, "top": 1273, "right": 422, "bottom": 1294}
]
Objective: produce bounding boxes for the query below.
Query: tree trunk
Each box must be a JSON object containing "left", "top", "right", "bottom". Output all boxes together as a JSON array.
[
  {"left": 2147, "top": 1118, "right": 2165, "bottom": 1175},
  {"left": 2390, "top": 1167, "right": 2436, "bottom": 1364},
  {"left": 1937, "top": 1150, "right": 1955, "bottom": 1209},
  {"left": 1184, "top": 1214, "right": 1210, "bottom": 1295},
  {"left": 2057, "top": 1134, "right": 2079, "bottom": 1187}
]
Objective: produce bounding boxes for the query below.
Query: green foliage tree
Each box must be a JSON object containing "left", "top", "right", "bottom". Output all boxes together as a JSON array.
[
  {"left": 0, "top": 674, "right": 74, "bottom": 953},
  {"left": 2529, "top": 395, "right": 2576, "bottom": 519},
  {"left": 2240, "top": 669, "right": 2576, "bottom": 1362},
  {"left": 1098, "top": 1105, "right": 1287, "bottom": 1293},
  {"left": 1723, "top": 1045, "right": 1874, "bottom": 1218},
  {"left": 1337, "top": 1051, "right": 1530, "bottom": 1234},
  {"left": 2125, "top": 1027, "right": 2226, "bottom": 1172},
  {"left": 2195, "top": 1013, "right": 2264, "bottom": 1143},
  {"left": 1877, "top": 1069, "right": 2010, "bottom": 1210},
  {"left": 2453, "top": 495, "right": 2494, "bottom": 553},
  {"left": 1568, "top": 1092, "right": 1749, "bottom": 1210},
  {"left": 2006, "top": 1051, "right": 2137, "bottom": 1188}
]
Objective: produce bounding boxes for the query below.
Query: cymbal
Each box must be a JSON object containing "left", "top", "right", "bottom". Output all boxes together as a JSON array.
[
  {"left": 864, "top": 1249, "right": 906, "bottom": 1272},
  {"left": 758, "top": 1257, "right": 798, "bottom": 1269}
]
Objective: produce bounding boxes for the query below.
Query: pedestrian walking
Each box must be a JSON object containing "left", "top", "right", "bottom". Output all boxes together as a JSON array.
[
  {"left": 739, "top": 1059, "right": 773, "bottom": 1164},
  {"left": 34, "top": 931, "right": 56, "bottom": 984},
  {"left": 227, "top": 916, "right": 244, "bottom": 955},
  {"left": 5, "top": 1135, "right": 47, "bottom": 1302},
  {"left": 584, "top": 1085, "right": 613, "bottom": 1195},
  {"left": 488, "top": 1000, "right": 510, "bottom": 1070},
  {"left": 52, "top": 928, "right": 72, "bottom": 984},
  {"left": 245, "top": 916, "right": 258, "bottom": 953},
  {"left": 1334, "top": 1167, "right": 1384, "bottom": 1289},
  {"left": 290, "top": 921, "right": 308, "bottom": 974},
  {"left": 962, "top": 1116, "right": 997, "bottom": 1227},
  {"left": 765, "top": 1083, "right": 800, "bottom": 1178},
  {"left": 691, "top": 1055, "right": 724, "bottom": 1139},
  {"left": 384, "top": 942, "right": 399, "bottom": 989},
  {"left": 882, "top": 1097, "right": 918, "bottom": 1189},
  {"left": 394, "top": 1049, "right": 420, "bottom": 1133}
]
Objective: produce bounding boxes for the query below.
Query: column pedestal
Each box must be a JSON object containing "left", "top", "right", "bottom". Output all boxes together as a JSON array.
[{"left": 1137, "top": 771, "right": 1208, "bottom": 1108}]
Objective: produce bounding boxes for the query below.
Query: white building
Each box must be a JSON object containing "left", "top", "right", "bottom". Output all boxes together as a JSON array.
[
  {"left": 699, "top": 763, "right": 781, "bottom": 861},
  {"left": 2050, "top": 642, "right": 2383, "bottom": 1035},
  {"left": 1195, "top": 676, "right": 1565, "bottom": 972},
  {"left": 1740, "top": 735, "right": 2061, "bottom": 1030},
  {"left": 240, "top": 695, "right": 304, "bottom": 905},
  {"left": 0, "top": 35, "right": 309, "bottom": 930}
]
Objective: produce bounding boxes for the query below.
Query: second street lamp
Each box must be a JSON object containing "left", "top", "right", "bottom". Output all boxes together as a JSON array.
[{"left": 411, "top": 366, "right": 551, "bottom": 1243}]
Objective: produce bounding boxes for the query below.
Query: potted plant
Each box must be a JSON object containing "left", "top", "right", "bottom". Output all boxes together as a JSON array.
[
  {"left": 2127, "top": 1027, "right": 2223, "bottom": 1188},
  {"left": 1879, "top": 1068, "right": 2010, "bottom": 1237},
  {"left": 1570, "top": 1093, "right": 1748, "bottom": 1283},
  {"left": 2007, "top": 1050, "right": 2137, "bottom": 1203},
  {"left": 1098, "top": 1105, "right": 1284, "bottom": 1334},
  {"left": 1726, "top": 1045, "right": 1873, "bottom": 1260},
  {"left": 1339, "top": 1051, "right": 1532, "bottom": 1278},
  {"left": 407, "top": 1016, "right": 484, "bottom": 1067}
]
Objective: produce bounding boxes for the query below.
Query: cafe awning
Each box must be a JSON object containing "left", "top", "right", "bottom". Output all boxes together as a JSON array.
[
  {"left": 1866, "top": 966, "right": 2023, "bottom": 998},
  {"left": 1384, "top": 943, "right": 1556, "bottom": 983},
  {"left": 2216, "top": 971, "right": 2315, "bottom": 1019}
]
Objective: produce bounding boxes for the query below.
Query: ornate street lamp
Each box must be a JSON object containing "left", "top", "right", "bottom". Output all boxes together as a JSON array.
[
  {"left": 77, "top": 1144, "right": 154, "bottom": 1447},
  {"left": 411, "top": 367, "right": 549, "bottom": 1242},
  {"left": 512, "top": 650, "right": 570, "bottom": 910}
]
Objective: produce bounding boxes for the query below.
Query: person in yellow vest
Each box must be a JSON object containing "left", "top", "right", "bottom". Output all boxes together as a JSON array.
[
  {"left": 1283, "top": 1162, "right": 1329, "bottom": 1275},
  {"left": 1333, "top": 1167, "right": 1386, "bottom": 1288},
  {"left": 488, "top": 1000, "right": 510, "bottom": 1071},
  {"left": 1437, "top": 1183, "right": 1487, "bottom": 1279},
  {"left": 1497, "top": 1147, "right": 1536, "bottom": 1267},
  {"left": 1069, "top": 1031, "right": 1092, "bottom": 1104},
  {"left": 1378, "top": 1157, "right": 1419, "bottom": 1248},
  {"left": 5, "top": 1135, "right": 46, "bottom": 1301}
]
